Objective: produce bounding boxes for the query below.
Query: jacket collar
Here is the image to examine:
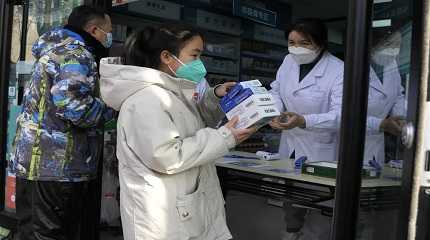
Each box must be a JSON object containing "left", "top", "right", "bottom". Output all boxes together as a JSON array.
[
  {"left": 292, "top": 51, "right": 330, "bottom": 93},
  {"left": 63, "top": 25, "right": 109, "bottom": 65},
  {"left": 369, "top": 67, "right": 386, "bottom": 96}
]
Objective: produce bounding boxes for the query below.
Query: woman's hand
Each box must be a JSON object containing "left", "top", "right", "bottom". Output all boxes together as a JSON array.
[
  {"left": 269, "top": 112, "right": 306, "bottom": 130},
  {"left": 224, "top": 116, "right": 257, "bottom": 144},
  {"left": 380, "top": 116, "right": 405, "bottom": 136},
  {"left": 215, "top": 82, "right": 236, "bottom": 98}
]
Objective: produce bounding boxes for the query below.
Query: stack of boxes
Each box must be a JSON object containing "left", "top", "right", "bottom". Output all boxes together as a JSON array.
[{"left": 220, "top": 80, "right": 280, "bottom": 129}]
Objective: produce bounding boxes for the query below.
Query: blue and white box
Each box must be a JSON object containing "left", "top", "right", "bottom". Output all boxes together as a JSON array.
[
  {"left": 221, "top": 80, "right": 263, "bottom": 102},
  {"left": 225, "top": 94, "right": 280, "bottom": 129},
  {"left": 220, "top": 87, "right": 268, "bottom": 113},
  {"left": 221, "top": 79, "right": 279, "bottom": 129}
]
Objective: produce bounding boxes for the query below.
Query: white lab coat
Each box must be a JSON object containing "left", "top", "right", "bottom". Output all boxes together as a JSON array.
[
  {"left": 365, "top": 61, "right": 406, "bottom": 166},
  {"left": 278, "top": 131, "right": 290, "bottom": 159},
  {"left": 271, "top": 52, "right": 344, "bottom": 162}
]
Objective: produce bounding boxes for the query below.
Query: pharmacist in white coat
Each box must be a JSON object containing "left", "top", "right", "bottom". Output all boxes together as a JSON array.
[
  {"left": 270, "top": 20, "right": 344, "bottom": 163},
  {"left": 365, "top": 31, "right": 406, "bottom": 168},
  {"left": 270, "top": 18, "right": 344, "bottom": 240}
]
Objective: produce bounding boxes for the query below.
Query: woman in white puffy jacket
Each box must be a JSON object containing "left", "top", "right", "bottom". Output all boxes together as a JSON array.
[{"left": 99, "top": 25, "right": 255, "bottom": 240}]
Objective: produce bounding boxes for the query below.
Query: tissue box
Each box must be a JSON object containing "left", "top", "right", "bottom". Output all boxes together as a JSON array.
[{"left": 226, "top": 96, "right": 280, "bottom": 129}]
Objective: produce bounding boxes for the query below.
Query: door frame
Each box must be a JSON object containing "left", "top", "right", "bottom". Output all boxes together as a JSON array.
[
  {"left": 0, "top": 0, "right": 19, "bottom": 230},
  {"left": 330, "top": 0, "right": 373, "bottom": 238}
]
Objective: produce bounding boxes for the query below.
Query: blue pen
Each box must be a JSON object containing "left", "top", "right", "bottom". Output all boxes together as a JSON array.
[
  {"left": 368, "top": 157, "right": 382, "bottom": 171},
  {"left": 295, "top": 156, "right": 307, "bottom": 169}
]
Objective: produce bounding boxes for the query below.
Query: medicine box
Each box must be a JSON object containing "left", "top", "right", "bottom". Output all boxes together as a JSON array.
[
  {"left": 221, "top": 80, "right": 263, "bottom": 100},
  {"left": 221, "top": 85, "right": 267, "bottom": 109},
  {"left": 226, "top": 96, "right": 280, "bottom": 129},
  {"left": 221, "top": 90, "right": 273, "bottom": 113}
]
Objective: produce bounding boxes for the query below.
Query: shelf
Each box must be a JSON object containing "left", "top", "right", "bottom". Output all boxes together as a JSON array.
[
  {"left": 241, "top": 68, "right": 277, "bottom": 76},
  {"left": 202, "top": 52, "right": 238, "bottom": 61},
  {"left": 241, "top": 37, "right": 289, "bottom": 48},
  {"left": 207, "top": 71, "right": 238, "bottom": 77},
  {"left": 241, "top": 51, "right": 285, "bottom": 62}
]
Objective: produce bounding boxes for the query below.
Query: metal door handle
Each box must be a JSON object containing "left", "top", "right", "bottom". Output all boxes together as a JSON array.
[{"left": 401, "top": 122, "right": 415, "bottom": 149}]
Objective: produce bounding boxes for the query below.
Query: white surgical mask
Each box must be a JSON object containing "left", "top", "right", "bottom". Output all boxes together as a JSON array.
[
  {"left": 371, "top": 47, "right": 400, "bottom": 66},
  {"left": 288, "top": 46, "right": 320, "bottom": 65}
]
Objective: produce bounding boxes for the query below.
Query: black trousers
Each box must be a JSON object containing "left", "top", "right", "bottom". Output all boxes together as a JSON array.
[{"left": 16, "top": 178, "right": 99, "bottom": 240}]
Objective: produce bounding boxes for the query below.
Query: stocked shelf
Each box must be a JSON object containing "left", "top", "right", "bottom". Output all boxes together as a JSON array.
[
  {"left": 241, "top": 69, "right": 276, "bottom": 77},
  {"left": 241, "top": 51, "right": 284, "bottom": 62},
  {"left": 242, "top": 56, "right": 279, "bottom": 72},
  {"left": 202, "top": 52, "right": 238, "bottom": 61},
  {"left": 207, "top": 71, "right": 238, "bottom": 77},
  {"left": 239, "top": 29, "right": 287, "bottom": 86},
  {"left": 206, "top": 73, "right": 239, "bottom": 86},
  {"left": 110, "top": 0, "right": 291, "bottom": 93},
  {"left": 202, "top": 55, "right": 240, "bottom": 77},
  {"left": 241, "top": 75, "right": 275, "bottom": 87}
]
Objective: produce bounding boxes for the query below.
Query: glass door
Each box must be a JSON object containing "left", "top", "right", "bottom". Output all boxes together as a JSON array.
[
  {"left": 331, "top": 0, "right": 422, "bottom": 239},
  {"left": 2, "top": 0, "right": 83, "bottom": 214},
  {"left": 356, "top": 0, "right": 416, "bottom": 239}
]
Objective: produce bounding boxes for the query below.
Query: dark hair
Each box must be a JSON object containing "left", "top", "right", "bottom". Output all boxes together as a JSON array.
[
  {"left": 123, "top": 24, "right": 205, "bottom": 69},
  {"left": 286, "top": 18, "right": 328, "bottom": 50},
  {"left": 67, "top": 5, "right": 107, "bottom": 30}
]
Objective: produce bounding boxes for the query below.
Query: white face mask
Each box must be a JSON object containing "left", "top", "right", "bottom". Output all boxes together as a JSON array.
[
  {"left": 288, "top": 46, "right": 320, "bottom": 65},
  {"left": 371, "top": 47, "right": 400, "bottom": 66}
]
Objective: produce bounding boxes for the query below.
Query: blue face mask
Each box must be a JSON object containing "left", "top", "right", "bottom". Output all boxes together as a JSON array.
[
  {"left": 98, "top": 27, "right": 113, "bottom": 48},
  {"left": 172, "top": 55, "right": 207, "bottom": 84}
]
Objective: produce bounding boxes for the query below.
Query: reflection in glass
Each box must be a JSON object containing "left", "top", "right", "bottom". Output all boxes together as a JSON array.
[
  {"left": 365, "top": 30, "right": 406, "bottom": 168},
  {"left": 357, "top": 11, "right": 413, "bottom": 238}
]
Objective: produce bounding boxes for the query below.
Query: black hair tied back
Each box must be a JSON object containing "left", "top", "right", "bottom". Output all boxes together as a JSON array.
[{"left": 123, "top": 24, "right": 205, "bottom": 69}]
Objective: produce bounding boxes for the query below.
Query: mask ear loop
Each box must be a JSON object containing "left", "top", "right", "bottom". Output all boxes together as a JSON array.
[
  {"left": 97, "top": 26, "right": 110, "bottom": 38},
  {"left": 171, "top": 54, "right": 186, "bottom": 66},
  {"left": 167, "top": 64, "right": 177, "bottom": 77},
  {"left": 167, "top": 54, "right": 186, "bottom": 77}
]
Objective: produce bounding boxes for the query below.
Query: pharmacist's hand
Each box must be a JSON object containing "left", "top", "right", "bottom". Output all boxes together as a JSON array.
[
  {"left": 215, "top": 82, "right": 237, "bottom": 98},
  {"left": 380, "top": 117, "right": 403, "bottom": 136},
  {"left": 393, "top": 116, "right": 407, "bottom": 129},
  {"left": 224, "top": 116, "right": 257, "bottom": 144},
  {"left": 269, "top": 112, "right": 306, "bottom": 130}
]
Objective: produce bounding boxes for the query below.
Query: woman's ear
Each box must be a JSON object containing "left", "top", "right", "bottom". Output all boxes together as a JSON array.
[{"left": 160, "top": 50, "right": 174, "bottom": 65}]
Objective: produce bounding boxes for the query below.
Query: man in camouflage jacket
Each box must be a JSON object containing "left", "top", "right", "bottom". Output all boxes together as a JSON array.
[{"left": 11, "top": 6, "right": 114, "bottom": 240}]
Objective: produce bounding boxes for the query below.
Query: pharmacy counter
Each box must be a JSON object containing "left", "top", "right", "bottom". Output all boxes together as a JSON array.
[{"left": 216, "top": 151, "right": 401, "bottom": 214}]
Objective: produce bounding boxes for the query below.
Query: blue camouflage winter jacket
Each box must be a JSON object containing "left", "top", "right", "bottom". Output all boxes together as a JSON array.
[{"left": 11, "top": 28, "right": 113, "bottom": 181}]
